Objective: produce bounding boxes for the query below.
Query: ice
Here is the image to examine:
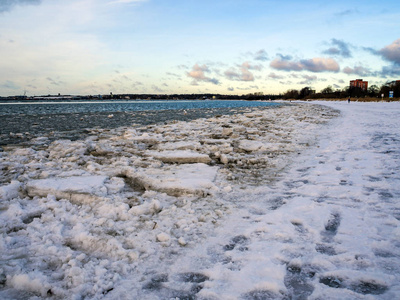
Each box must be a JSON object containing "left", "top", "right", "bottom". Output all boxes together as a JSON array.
[
  {"left": 123, "top": 163, "right": 219, "bottom": 196},
  {"left": 1, "top": 102, "right": 400, "bottom": 299},
  {"left": 237, "top": 140, "right": 265, "bottom": 152},
  {"left": 26, "top": 175, "right": 110, "bottom": 204},
  {"left": 145, "top": 150, "right": 212, "bottom": 164}
]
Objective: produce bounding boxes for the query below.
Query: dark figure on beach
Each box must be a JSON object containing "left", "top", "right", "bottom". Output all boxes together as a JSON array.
[{"left": 348, "top": 97, "right": 351, "bottom": 103}]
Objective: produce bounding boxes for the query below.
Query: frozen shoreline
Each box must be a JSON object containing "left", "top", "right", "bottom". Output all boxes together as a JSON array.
[{"left": 1, "top": 102, "right": 400, "bottom": 299}]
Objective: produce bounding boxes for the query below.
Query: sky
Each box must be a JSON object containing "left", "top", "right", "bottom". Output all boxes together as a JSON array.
[{"left": 0, "top": 0, "right": 399, "bottom": 96}]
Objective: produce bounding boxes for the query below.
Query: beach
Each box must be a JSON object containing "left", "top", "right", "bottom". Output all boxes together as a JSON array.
[{"left": 1, "top": 101, "right": 400, "bottom": 299}]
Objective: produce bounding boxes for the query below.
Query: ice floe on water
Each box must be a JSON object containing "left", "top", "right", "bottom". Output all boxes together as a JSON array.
[{"left": 1, "top": 102, "right": 400, "bottom": 299}]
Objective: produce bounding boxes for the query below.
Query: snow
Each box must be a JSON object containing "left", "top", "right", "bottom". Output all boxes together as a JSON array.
[
  {"left": 1, "top": 101, "right": 400, "bottom": 299},
  {"left": 0, "top": 181, "right": 21, "bottom": 201}
]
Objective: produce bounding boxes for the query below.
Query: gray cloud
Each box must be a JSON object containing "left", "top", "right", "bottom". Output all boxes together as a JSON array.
[
  {"left": 298, "top": 75, "right": 318, "bottom": 85},
  {"left": 224, "top": 69, "right": 240, "bottom": 80},
  {"left": 151, "top": 85, "right": 165, "bottom": 93},
  {"left": 362, "top": 46, "right": 378, "bottom": 56},
  {"left": 254, "top": 49, "right": 268, "bottom": 61},
  {"left": 270, "top": 56, "right": 340, "bottom": 73},
  {"left": 0, "top": 80, "right": 19, "bottom": 90},
  {"left": 0, "top": 0, "right": 41, "bottom": 13},
  {"left": 364, "top": 39, "right": 400, "bottom": 77},
  {"left": 381, "top": 64, "right": 400, "bottom": 76},
  {"left": 241, "top": 61, "right": 263, "bottom": 71},
  {"left": 277, "top": 53, "right": 293, "bottom": 61},
  {"left": 224, "top": 62, "right": 257, "bottom": 82},
  {"left": 46, "top": 77, "right": 64, "bottom": 86},
  {"left": 343, "top": 66, "right": 372, "bottom": 76},
  {"left": 166, "top": 72, "right": 181, "bottom": 78},
  {"left": 334, "top": 9, "right": 359, "bottom": 18},
  {"left": 323, "top": 39, "right": 352, "bottom": 58},
  {"left": 300, "top": 58, "right": 340, "bottom": 72},
  {"left": 268, "top": 72, "right": 285, "bottom": 80},
  {"left": 177, "top": 64, "right": 189, "bottom": 70},
  {"left": 270, "top": 58, "right": 303, "bottom": 71}
]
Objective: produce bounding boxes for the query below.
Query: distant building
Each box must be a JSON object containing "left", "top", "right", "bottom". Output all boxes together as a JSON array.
[
  {"left": 350, "top": 79, "right": 368, "bottom": 91},
  {"left": 388, "top": 80, "right": 400, "bottom": 86}
]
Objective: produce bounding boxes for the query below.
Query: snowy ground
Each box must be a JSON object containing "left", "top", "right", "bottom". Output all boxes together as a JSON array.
[{"left": 1, "top": 101, "right": 399, "bottom": 299}]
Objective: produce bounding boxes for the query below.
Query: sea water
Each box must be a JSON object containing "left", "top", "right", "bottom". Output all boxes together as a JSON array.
[{"left": 0, "top": 100, "right": 280, "bottom": 116}]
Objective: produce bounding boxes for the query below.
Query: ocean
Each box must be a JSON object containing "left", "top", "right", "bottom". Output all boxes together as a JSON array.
[
  {"left": 0, "top": 100, "right": 280, "bottom": 116},
  {"left": 0, "top": 100, "right": 282, "bottom": 146}
]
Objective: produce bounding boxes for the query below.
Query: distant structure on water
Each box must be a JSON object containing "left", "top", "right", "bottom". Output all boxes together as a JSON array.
[{"left": 350, "top": 79, "right": 368, "bottom": 91}]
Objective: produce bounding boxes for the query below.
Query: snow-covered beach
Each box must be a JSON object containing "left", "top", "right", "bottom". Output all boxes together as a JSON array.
[{"left": 1, "top": 101, "right": 399, "bottom": 299}]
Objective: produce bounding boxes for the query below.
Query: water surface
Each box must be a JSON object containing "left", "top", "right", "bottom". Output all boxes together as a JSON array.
[{"left": 0, "top": 100, "right": 280, "bottom": 116}]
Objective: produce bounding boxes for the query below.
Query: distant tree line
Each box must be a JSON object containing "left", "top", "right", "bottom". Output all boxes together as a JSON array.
[
  {"left": 101, "top": 92, "right": 279, "bottom": 101},
  {"left": 0, "top": 93, "right": 279, "bottom": 102},
  {"left": 2, "top": 81, "right": 399, "bottom": 101},
  {"left": 281, "top": 81, "right": 400, "bottom": 100}
]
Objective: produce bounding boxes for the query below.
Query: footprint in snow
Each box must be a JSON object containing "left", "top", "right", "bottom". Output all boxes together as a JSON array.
[{"left": 223, "top": 235, "right": 249, "bottom": 252}]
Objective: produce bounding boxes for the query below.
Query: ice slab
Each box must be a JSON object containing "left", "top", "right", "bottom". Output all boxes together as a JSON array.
[
  {"left": 145, "top": 150, "right": 211, "bottom": 164},
  {"left": 26, "top": 175, "right": 109, "bottom": 204},
  {"left": 124, "top": 163, "right": 219, "bottom": 197}
]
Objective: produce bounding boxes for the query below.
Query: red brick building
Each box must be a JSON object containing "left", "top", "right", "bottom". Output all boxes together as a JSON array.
[{"left": 350, "top": 79, "right": 368, "bottom": 91}]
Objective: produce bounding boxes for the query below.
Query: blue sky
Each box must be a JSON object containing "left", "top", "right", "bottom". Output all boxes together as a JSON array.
[{"left": 0, "top": 0, "right": 399, "bottom": 96}]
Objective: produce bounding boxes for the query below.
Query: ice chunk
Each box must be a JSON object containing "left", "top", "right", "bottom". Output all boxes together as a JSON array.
[
  {"left": 26, "top": 176, "right": 109, "bottom": 204},
  {"left": 238, "top": 140, "right": 265, "bottom": 152},
  {"left": 156, "top": 232, "right": 171, "bottom": 243},
  {"left": 157, "top": 141, "right": 201, "bottom": 151},
  {"left": 129, "top": 199, "right": 162, "bottom": 215}
]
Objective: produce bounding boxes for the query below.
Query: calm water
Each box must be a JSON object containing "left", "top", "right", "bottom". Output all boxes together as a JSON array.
[{"left": 0, "top": 100, "right": 280, "bottom": 116}]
